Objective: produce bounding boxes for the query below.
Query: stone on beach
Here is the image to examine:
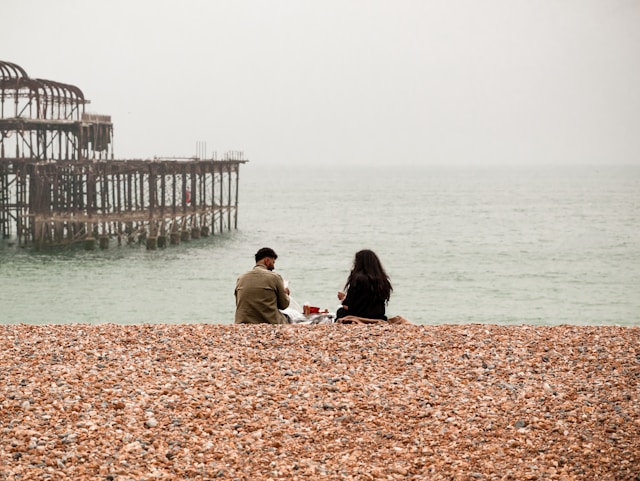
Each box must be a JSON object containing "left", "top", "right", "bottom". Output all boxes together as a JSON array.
[{"left": 0, "top": 323, "right": 638, "bottom": 480}]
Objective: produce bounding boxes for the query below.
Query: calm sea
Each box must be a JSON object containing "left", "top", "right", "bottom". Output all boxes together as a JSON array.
[{"left": 1, "top": 164, "right": 639, "bottom": 326}]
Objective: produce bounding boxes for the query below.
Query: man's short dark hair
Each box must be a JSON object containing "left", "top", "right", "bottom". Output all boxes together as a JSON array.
[{"left": 255, "top": 247, "right": 278, "bottom": 263}]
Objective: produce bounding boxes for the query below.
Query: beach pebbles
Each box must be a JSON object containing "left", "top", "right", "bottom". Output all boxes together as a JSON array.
[{"left": 1, "top": 323, "right": 638, "bottom": 480}]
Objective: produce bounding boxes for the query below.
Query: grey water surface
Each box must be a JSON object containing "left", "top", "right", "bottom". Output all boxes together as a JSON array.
[{"left": 1, "top": 164, "right": 638, "bottom": 326}]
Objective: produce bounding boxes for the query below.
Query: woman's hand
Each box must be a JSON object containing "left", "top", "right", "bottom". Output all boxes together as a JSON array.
[{"left": 337, "top": 291, "right": 346, "bottom": 301}]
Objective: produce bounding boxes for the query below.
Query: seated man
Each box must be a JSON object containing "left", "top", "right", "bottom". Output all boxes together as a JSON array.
[{"left": 234, "top": 247, "right": 291, "bottom": 324}]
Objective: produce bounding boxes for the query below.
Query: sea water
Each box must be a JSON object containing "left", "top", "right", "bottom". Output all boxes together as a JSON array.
[{"left": 1, "top": 164, "right": 638, "bottom": 326}]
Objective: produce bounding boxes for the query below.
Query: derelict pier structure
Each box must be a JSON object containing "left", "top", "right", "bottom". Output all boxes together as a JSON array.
[{"left": 0, "top": 61, "right": 246, "bottom": 249}]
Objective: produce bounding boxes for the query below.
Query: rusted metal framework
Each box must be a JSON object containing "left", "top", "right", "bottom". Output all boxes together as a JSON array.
[
  {"left": 0, "top": 61, "right": 113, "bottom": 162},
  {"left": 0, "top": 61, "right": 246, "bottom": 249}
]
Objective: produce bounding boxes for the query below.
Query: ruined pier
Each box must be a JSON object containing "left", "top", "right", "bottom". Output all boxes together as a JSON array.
[{"left": 0, "top": 61, "right": 246, "bottom": 249}]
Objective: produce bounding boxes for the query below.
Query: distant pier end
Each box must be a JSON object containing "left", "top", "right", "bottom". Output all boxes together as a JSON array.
[{"left": 0, "top": 61, "right": 247, "bottom": 249}]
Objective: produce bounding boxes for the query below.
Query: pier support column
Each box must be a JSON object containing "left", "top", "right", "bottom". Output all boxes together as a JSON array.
[
  {"left": 170, "top": 232, "right": 181, "bottom": 245},
  {"left": 146, "top": 237, "right": 158, "bottom": 250},
  {"left": 191, "top": 227, "right": 201, "bottom": 239},
  {"left": 84, "top": 237, "right": 96, "bottom": 250},
  {"left": 181, "top": 231, "right": 190, "bottom": 242},
  {"left": 157, "top": 236, "right": 167, "bottom": 248},
  {"left": 99, "top": 236, "right": 110, "bottom": 250}
]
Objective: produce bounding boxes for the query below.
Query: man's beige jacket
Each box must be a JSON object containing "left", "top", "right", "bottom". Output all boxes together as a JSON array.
[{"left": 234, "top": 264, "right": 290, "bottom": 324}]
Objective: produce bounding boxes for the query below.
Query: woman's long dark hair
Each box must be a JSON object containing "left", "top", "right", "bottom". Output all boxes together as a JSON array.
[{"left": 344, "top": 249, "right": 393, "bottom": 303}]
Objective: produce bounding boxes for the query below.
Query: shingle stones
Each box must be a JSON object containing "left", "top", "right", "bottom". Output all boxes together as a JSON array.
[{"left": 1, "top": 323, "right": 638, "bottom": 480}]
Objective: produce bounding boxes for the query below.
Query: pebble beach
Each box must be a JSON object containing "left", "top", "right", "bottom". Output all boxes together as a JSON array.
[{"left": 1, "top": 323, "right": 638, "bottom": 480}]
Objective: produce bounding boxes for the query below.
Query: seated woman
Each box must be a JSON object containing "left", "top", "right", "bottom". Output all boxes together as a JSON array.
[{"left": 336, "top": 249, "right": 393, "bottom": 321}]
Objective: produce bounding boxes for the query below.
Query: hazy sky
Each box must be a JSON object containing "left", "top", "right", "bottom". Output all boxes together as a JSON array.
[{"left": 3, "top": 0, "right": 639, "bottom": 166}]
